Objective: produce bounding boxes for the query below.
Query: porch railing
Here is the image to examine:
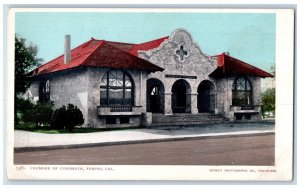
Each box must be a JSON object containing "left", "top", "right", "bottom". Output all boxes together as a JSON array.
[
  {"left": 230, "top": 105, "right": 260, "bottom": 112},
  {"left": 97, "top": 106, "right": 143, "bottom": 116},
  {"left": 110, "top": 106, "right": 132, "bottom": 112}
]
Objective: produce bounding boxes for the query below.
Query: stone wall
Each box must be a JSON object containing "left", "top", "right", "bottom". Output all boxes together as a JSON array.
[
  {"left": 29, "top": 67, "right": 148, "bottom": 128},
  {"left": 86, "top": 67, "right": 148, "bottom": 128},
  {"left": 249, "top": 76, "right": 262, "bottom": 106},
  {"left": 215, "top": 76, "right": 262, "bottom": 120},
  {"left": 215, "top": 77, "right": 232, "bottom": 117},
  {"left": 29, "top": 68, "right": 89, "bottom": 126}
]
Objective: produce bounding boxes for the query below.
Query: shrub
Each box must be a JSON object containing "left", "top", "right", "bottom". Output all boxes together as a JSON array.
[
  {"left": 261, "top": 88, "right": 275, "bottom": 118},
  {"left": 15, "top": 97, "right": 54, "bottom": 128},
  {"left": 51, "top": 104, "right": 84, "bottom": 131},
  {"left": 50, "top": 105, "right": 66, "bottom": 130},
  {"left": 23, "top": 101, "right": 54, "bottom": 127}
]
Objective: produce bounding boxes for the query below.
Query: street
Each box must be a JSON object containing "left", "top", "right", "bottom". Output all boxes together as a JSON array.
[{"left": 14, "top": 134, "right": 274, "bottom": 165}]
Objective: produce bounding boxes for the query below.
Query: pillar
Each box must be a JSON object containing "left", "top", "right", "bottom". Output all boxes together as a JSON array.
[
  {"left": 164, "top": 93, "right": 172, "bottom": 115},
  {"left": 190, "top": 93, "right": 198, "bottom": 114}
]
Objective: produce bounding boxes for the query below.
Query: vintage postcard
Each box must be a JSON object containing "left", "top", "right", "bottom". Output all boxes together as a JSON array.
[{"left": 6, "top": 8, "right": 294, "bottom": 180}]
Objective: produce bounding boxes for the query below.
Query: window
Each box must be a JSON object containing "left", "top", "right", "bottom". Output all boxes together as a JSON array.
[
  {"left": 100, "top": 70, "right": 134, "bottom": 106},
  {"left": 176, "top": 45, "right": 188, "bottom": 61},
  {"left": 39, "top": 80, "right": 50, "bottom": 104},
  {"left": 106, "top": 117, "right": 117, "bottom": 124},
  {"left": 120, "top": 116, "right": 130, "bottom": 124},
  {"left": 232, "top": 77, "right": 252, "bottom": 106}
]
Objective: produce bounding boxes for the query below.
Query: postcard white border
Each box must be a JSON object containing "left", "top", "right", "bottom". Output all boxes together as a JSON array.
[{"left": 6, "top": 8, "right": 294, "bottom": 181}]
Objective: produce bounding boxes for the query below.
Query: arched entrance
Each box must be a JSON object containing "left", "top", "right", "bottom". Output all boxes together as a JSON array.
[
  {"left": 146, "top": 78, "right": 165, "bottom": 113},
  {"left": 172, "top": 79, "right": 191, "bottom": 113},
  {"left": 197, "top": 80, "right": 215, "bottom": 113}
]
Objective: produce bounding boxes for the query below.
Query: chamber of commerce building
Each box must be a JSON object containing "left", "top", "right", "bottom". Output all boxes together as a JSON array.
[{"left": 27, "top": 29, "right": 273, "bottom": 128}]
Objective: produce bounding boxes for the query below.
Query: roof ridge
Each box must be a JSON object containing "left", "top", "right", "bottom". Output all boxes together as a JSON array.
[
  {"left": 104, "top": 40, "right": 136, "bottom": 45},
  {"left": 103, "top": 41, "right": 137, "bottom": 56},
  {"left": 33, "top": 38, "right": 96, "bottom": 71},
  {"left": 102, "top": 41, "right": 164, "bottom": 71},
  {"left": 137, "top": 36, "right": 169, "bottom": 45},
  {"left": 81, "top": 38, "right": 102, "bottom": 48},
  {"left": 77, "top": 40, "right": 105, "bottom": 66}
]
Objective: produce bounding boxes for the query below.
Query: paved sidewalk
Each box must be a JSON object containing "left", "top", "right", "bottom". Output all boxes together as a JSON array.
[{"left": 14, "top": 121, "right": 275, "bottom": 152}]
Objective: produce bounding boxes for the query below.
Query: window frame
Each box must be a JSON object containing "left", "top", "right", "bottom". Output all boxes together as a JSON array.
[
  {"left": 232, "top": 77, "right": 253, "bottom": 106},
  {"left": 39, "top": 80, "right": 50, "bottom": 104},
  {"left": 100, "top": 69, "right": 134, "bottom": 107}
]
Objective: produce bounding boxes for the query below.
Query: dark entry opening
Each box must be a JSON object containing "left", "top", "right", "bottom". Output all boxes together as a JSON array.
[
  {"left": 172, "top": 79, "right": 191, "bottom": 113},
  {"left": 120, "top": 116, "right": 130, "bottom": 124},
  {"left": 147, "top": 79, "right": 165, "bottom": 113},
  {"left": 198, "top": 80, "right": 214, "bottom": 113},
  {"left": 106, "top": 117, "right": 117, "bottom": 124}
]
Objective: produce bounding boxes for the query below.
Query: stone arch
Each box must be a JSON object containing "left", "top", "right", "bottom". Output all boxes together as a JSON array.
[
  {"left": 197, "top": 80, "right": 215, "bottom": 113},
  {"left": 146, "top": 78, "right": 165, "bottom": 113},
  {"left": 171, "top": 79, "right": 191, "bottom": 113}
]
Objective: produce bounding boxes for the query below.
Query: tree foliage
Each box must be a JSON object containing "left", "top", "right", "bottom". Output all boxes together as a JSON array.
[
  {"left": 270, "top": 64, "right": 275, "bottom": 75},
  {"left": 261, "top": 88, "right": 275, "bottom": 117},
  {"left": 15, "top": 35, "right": 43, "bottom": 94},
  {"left": 15, "top": 97, "right": 34, "bottom": 127}
]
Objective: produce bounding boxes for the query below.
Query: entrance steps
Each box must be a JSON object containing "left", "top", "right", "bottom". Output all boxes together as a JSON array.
[{"left": 151, "top": 113, "right": 228, "bottom": 127}]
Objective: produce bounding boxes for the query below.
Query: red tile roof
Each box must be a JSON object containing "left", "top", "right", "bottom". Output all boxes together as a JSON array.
[
  {"left": 129, "top": 36, "right": 169, "bottom": 56},
  {"left": 31, "top": 37, "right": 167, "bottom": 76},
  {"left": 209, "top": 53, "right": 273, "bottom": 78},
  {"left": 99, "top": 36, "right": 169, "bottom": 56}
]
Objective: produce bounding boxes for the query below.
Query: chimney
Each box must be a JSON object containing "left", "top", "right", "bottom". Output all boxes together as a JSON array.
[{"left": 64, "top": 35, "right": 71, "bottom": 64}]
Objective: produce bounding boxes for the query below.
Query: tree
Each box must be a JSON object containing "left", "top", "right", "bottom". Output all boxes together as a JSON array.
[
  {"left": 261, "top": 88, "right": 275, "bottom": 118},
  {"left": 15, "top": 35, "right": 43, "bottom": 95},
  {"left": 15, "top": 35, "right": 43, "bottom": 125},
  {"left": 15, "top": 97, "right": 34, "bottom": 128},
  {"left": 270, "top": 64, "right": 275, "bottom": 75}
]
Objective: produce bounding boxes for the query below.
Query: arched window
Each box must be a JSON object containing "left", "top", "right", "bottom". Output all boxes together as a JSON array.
[
  {"left": 39, "top": 80, "right": 50, "bottom": 104},
  {"left": 100, "top": 70, "right": 134, "bottom": 106},
  {"left": 232, "top": 77, "right": 252, "bottom": 106}
]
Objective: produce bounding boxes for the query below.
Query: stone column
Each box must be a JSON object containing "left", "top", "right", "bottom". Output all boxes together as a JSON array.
[
  {"left": 164, "top": 93, "right": 173, "bottom": 115},
  {"left": 212, "top": 93, "right": 218, "bottom": 114},
  {"left": 190, "top": 93, "right": 198, "bottom": 114}
]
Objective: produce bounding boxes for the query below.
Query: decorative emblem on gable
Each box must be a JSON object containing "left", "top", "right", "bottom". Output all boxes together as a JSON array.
[{"left": 175, "top": 45, "right": 188, "bottom": 62}]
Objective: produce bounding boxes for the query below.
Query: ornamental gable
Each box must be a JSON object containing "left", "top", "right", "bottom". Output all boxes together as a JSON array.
[{"left": 138, "top": 29, "right": 217, "bottom": 77}]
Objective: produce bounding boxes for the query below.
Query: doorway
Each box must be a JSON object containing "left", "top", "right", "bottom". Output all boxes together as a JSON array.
[
  {"left": 146, "top": 79, "right": 165, "bottom": 113},
  {"left": 171, "top": 79, "right": 191, "bottom": 113},
  {"left": 198, "top": 80, "right": 215, "bottom": 113}
]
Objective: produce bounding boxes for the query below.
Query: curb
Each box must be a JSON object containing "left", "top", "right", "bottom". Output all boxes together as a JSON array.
[{"left": 14, "top": 131, "right": 275, "bottom": 153}]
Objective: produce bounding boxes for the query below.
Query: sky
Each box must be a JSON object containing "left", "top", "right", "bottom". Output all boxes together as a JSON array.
[{"left": 15, "top": 12, "right": 275, "bottom": 72}]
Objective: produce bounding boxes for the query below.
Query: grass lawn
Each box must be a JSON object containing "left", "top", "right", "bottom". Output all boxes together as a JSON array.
[{"left": 15, "top": 125, "right": 142, "bottom": 134}]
